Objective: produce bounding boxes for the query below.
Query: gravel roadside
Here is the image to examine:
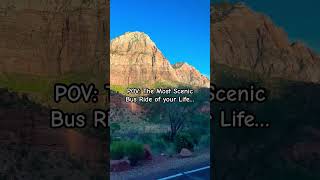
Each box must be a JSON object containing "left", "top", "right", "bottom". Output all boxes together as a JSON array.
[{"left": 110, "top": 150, "right": 210, "bottom": 180}]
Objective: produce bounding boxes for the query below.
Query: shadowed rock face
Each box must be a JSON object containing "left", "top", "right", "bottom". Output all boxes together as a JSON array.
[
  {"left": 0, "top": 0, "right": 108, "bottom": 76},
  {"left": 0, "top": 88, "right": 107, "bottom": 169},
  {"left": 212, "top": 4, "right": 320, "bottom": 180},
  {"left": 111, "top": 32, "right": 209, "bottom": 87},
  {"left": 211, "top": 4, "right": 320, "bottom": 83}
]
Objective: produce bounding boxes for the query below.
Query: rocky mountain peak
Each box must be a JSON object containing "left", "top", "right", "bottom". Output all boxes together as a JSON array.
[
  {"left": 111, "top": 31, "right": 157, "bottom": 54},
  {"left": 212, "top": 4, "right": 320, "bottom": 83},
  {"left": 174, "top": 62, "right": 209, "bottom": 87},
  {"left": 122, "top": 31, "right": 154, "bottom": 43},
  {"left": 173, "top": 62, "right": 192, "bottom": 69},
  {"left": 111, "top": 32, "right": 209, "bottom": 87}
]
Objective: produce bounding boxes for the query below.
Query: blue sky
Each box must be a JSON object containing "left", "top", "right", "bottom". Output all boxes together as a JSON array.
[
  {"left": 111, "top": 0, "right": 210, "bottom": 77},
  {"left": 213, "top": 0, "right": 320, "bottom": 53}
]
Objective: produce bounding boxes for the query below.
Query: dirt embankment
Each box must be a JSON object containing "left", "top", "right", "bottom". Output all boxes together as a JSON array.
[{"left": 0, "top": 89, "right": 107, "bottom": 167}]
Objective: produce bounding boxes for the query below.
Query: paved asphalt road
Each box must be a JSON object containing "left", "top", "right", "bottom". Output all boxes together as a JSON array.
[{"left": 131, "top": 161, "right": 211, "bottom": 180}]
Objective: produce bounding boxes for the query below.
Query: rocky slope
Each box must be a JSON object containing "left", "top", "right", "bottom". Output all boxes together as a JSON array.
[
  {"left": 212, "top": 3, "right": 320, "bottom": 179},
  {"left": 111, "top": 32, "right": 209, "bottom": 87},
  {"left": 0, "top": 88, "right": 107, "bottom": 178},
  {"left": 211, "top": 3, "right": 320, "bottom": 83},
  {"left": 0, "top": 0, "right": 109, "bottom": 110},
  {"left": 173, "top": 62, "right": 209, "bottom": 87},
  {"left": 0, "top": 0, "right": 108, "bottom": 76}
]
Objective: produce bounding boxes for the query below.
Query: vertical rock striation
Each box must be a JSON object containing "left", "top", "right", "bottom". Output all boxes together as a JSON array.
[
  {"left": 111, "top": 32, "right": 209, "bottom": 87},
  {"left": 0, "top": 0, "right": 108, "bottom": 76}
]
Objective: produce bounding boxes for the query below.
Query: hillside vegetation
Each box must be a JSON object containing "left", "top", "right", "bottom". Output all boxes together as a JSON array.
[{"left": 212, "top": 64, "right": 320, "bottom": 179}]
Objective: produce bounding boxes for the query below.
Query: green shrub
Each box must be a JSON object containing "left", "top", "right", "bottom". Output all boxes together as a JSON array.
[
  {"left": 188, "top": 131, "right": 202, "bottom": 145},
  {"left": 164, "top": 143, "right": 176, "bottom": 157},
  {"left": 151, "top": 137, "right": 167, "bottom": 153},
  {"left": 110, "top": 141, "right": 144, "bottom": 166},
  {"left": 138, "top": 133, "right": 155, "bottom": 144},
  {"left": 110, "top": 141, "right": 126, "bottom": 160},
  {"left": 198, "top": 134, "right": 210, "bottom": 149},
  {"left": 174, "top": 132, "right": 195, "bottom": 152},
  {"left": 160, "top": 133, "right": 172, "bottom": 142},
  {"left": 138, "top": 133, "right": 174, "bottom": 154},
  {"left": 125, "top": 141, "right": 144, "bottom": 166}
]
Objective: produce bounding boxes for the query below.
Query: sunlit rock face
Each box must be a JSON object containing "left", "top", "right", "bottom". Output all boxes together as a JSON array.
[{"left": 111, "top": 32, "right": 209, "bottom": 87}]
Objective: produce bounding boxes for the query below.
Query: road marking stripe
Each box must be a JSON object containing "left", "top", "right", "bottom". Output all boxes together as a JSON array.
[
  {"left": 158, "top": 173, "right": 184, "bottom": 180},
  {"left": 157, "top": 165, "right": 210, "bottom": 180},
  {"left": 184, "top": 166, "right": 210, "bottom": 174}
]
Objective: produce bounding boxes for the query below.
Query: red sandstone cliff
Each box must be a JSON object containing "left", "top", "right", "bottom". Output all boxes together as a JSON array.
[
  {"left": 0, "top": 0, "right": 108, "bottom": 76},
  {"left": 211, "top": 3, "right": 320, "bottom": 83},
  {"left": 111, "top": 32, "right": 209, "bottom": 87}
]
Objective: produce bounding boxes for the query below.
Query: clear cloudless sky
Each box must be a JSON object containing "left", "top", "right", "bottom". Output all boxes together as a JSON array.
[
  {"left": 213, "top": 0, "right": 320, "bottom": 53},
  {"left": 111, "top": 0, "right": 210, "bottom": 77}
]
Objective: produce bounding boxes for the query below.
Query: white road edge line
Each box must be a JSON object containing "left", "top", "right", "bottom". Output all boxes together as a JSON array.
[
  {"left": 157, "top": 166, "right": 210, "bottom": 180},
  {"left": 157, "top": 173, "right": 184, "bottom": 180},
  {"left": 184, "top": 166, "right": 210, "bottom": 174}
]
